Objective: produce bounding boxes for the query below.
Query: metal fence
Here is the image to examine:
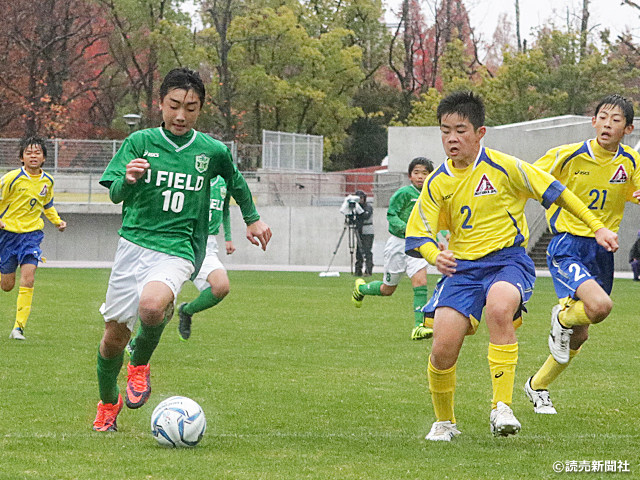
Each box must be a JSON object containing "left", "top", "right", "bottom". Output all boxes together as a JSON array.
[
  {"left": 262, "top": 130, "right": 323, "bottom": 172},
  {"left": 0, "top": 137, "right": 236, "bottom": 174},
  {"left": 3, "top": 168, "right": 402, "bottom": 207},
  {"left": 0, "top": 135, "right": 397, "bottom": 207},
  {"left": 0, "top": 138, "right": 124, "bottom": 174},
  {"left": 0, "top": 131, "right": 324, "bottom": 174}
]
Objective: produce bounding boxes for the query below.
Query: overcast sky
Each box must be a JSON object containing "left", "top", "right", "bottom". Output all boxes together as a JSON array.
[
  {"left": 184, "top": 1, "right": 639, "bottom": 47},
  {"left": 384, "top": 0, "right": 640, "bottom": 46}
]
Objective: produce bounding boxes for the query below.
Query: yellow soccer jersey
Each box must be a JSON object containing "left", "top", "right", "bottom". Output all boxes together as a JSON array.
[
  {"left": 535, "top": 139, "right": 640, "bottom": 236},
  {"left": 406, "top": 147, "right": 566, "bottom": 262},
  {"left": 0, "top": 167, "right": 62, "bottom": 233}
]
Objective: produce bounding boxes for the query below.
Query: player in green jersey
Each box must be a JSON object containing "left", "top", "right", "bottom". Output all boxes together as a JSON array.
[
  {"left": 93, "top": 68, "right": 271, "bottom": 432},
  {"left": 352, "top": 157, "right": 435, "bottom": 340},
  {"left": 177, "top": 175, "right": 235, "bottom": 340}
]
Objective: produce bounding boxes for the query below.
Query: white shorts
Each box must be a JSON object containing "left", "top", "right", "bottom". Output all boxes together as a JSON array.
[
  {"left": 193, "top": 236, "right": 226, "bottom": 291},
  {"left": 99, "top": 237, "right": 194, "bottom": 331},
  {"left": 383, "top": 235, "right": 428, "bottom": 286}
]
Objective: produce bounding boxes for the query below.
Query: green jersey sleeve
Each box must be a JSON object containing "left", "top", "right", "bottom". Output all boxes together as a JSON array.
[
  {"left": 222, "top": 194, "right": 232, "bottom": 242},
  {"left": 387, "top": 185, "right": 420, "bottom": 238}
]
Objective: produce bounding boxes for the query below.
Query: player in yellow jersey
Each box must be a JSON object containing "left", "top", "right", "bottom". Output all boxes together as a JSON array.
[
  {"left": 404, "top": 91, "right": 618, "bottom": 441},
  {"left": 0, "top": 137, "right": 67, "bottom": 340},
  {"left": 524, "top": 94, "right": 640, "bottom": 414}
]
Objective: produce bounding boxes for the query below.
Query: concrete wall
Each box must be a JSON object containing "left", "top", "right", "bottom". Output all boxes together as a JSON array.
[
  {"left": 42, "top": 204, "right": 392, "bottom": 271},
  {"left": 40, "top": 202, "right": 640, "bottom": 272},
  {"left": 388, "top": 116, "right": 640, "bottom": 172}
]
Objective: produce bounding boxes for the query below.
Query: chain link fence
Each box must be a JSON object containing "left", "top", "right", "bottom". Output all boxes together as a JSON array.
[
  {"left": 262, "top": 130, "right": 323, "bottom": 172},
  {"left": 0, "top": 137, "right": 395, "bottom": 206}
]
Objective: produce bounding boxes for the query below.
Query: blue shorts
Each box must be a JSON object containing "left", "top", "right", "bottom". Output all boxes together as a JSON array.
[
  {"left": 423, "top": 247, "right": 535, "bottom": 331},
  {"left": 0, "top": 230, "right": 43, "bottom": 274},
  {"left": 547, "top": 233, "right": 613, "bottom": 300}
]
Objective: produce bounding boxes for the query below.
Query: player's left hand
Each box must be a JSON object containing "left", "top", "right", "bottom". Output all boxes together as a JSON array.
[
  {"left": 633, "top": 190, "right": 640, "bottom": 200},
  {"left": 0, "top": 219, "right": 5, "bottom": 229},
  {"left": 246, "top": 220, "right": 272, "bottom": 251},
  {"left": 225, "top": 241, "right": 236, "bottom": 255},
  {"left": 57, "top": 220, "right": 67, "bottom": 232},
  {"left": 594, "top": 227, "right": 618, "bottom": 253}
]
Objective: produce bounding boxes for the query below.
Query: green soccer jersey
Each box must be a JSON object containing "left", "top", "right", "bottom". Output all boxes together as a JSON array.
[
  {"left": 209, "top": 175, "right": 232, "bottom": 240},
  {"left": 100, "top": 127, "right": 258, "bottom": 266},
  {"left": 387, "top": 184, "right": 421, "bottom": 238}
]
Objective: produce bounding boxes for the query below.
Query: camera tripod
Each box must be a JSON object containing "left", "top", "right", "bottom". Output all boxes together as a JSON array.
[{"left": 322, "top": 213, "right": 363, "bottom": 276}]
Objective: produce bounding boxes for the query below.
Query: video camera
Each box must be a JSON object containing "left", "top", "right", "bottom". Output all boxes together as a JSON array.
[{"left": 340, "top": 194, "right": 364, "bottom": 225}]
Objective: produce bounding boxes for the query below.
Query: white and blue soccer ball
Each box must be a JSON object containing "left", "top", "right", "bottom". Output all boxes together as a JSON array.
[{"left": 151, "top": 396, "right": 206, "bottom": 447}]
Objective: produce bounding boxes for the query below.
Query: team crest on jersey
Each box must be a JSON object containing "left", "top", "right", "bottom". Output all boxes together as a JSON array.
[
  {"left": 474, "top": 174, "right": 497, "bottom": 196},
  {"left": 609, "top": 165, "right": 628, "bottom": 184},
  {"left": 39, "top": 184, "right": 48, "bottom": 196},
  {"left": 220, "top": 186, "right": 227, "bottom": 199},
  {"left": 195, "top": 154, "right": 210, "bottom": 173}
]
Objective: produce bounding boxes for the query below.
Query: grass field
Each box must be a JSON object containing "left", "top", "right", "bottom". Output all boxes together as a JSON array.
[{"left": 0, "top": 269, "right": 638, "bottom": 480}]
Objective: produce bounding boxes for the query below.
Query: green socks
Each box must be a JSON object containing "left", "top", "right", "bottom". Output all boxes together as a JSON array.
[
  {"left": 97, "top": 350, "right": 123, "bottom": 405},
  {"left": 413, "top": 285, "right": 428, "bottom": 327},
  {"left": 131, "top": 319, "right": 168, "bottom": 367},
  {"left": 183, "top": 288, "right": 223, "bottom": 316},
  {"left": 359, "top": 281, "right": 384, "bottom": 296}
]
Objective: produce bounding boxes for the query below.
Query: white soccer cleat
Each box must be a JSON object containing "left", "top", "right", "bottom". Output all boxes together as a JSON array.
[
  {"left": 490, "top": 401, "right": 521, "bottom": 437},
  {"left": 548, "top": 304, "right": 572, "bottom": 364},
  {"left": 524, "top": 377, "right": 557, "bottom": 414},
  {"left": 9, "top": 327, "right": 26, "bottom": 340},
  {"left": 425, "top": 420, "right": 461, "bottom": 441}
]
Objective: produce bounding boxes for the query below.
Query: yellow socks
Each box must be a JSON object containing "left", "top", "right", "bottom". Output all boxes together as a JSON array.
[
  {"left": 427, "top": 356, "right": 456, "bottom": 423},
  {"left": 488, "top": 343, "right": 518, "bottom": 409},
  {"left": 559, "top": 300, "right": 590, "bottom": 327},
  {"left": 14, "top": 286, "right": 34, "bottom": 330},
  {"left": 531, "top": 348, "right": 581, "bottom": 390}
]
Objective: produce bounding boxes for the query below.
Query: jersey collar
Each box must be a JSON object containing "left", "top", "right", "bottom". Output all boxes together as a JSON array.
[
  {"left": 159, "top": 127, "right": 197, "bottom": 152},
  {"left": 21, "top": 166, "right": 44, "bottom": 179},
  {"left": 443, "top": 147, "right": 484, "bottom": 176},
  {"left": 587, "top": 138, "right": 622, "bottom": 164}
]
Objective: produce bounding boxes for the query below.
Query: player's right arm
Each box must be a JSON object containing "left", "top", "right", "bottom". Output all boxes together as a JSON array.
[
  {"left": 99, "top": 135, "right": 146, "bottom": 204},
  {"left": 0, "top": 170, "right": 18, "bottom": 229},
  {"left": 387, "top": 189, "right": 407, "bottom": 237},
  {"left": 405, "top": 177, "right": 445, "bottom": 268}
]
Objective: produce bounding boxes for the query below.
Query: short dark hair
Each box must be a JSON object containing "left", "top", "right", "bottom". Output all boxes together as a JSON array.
[
  {"left": 595, "top": 94, "right": 634, "bottom": 127},
  {"left": 408, "top": 157, "right": 434, "bottom": 175},
  {"left": 160, "top": 68, "right": 205, "bottom": 107},
  {"left": 437, "top": 91, "right": 485, "bottom": 130},
  {"left": 19, "top": 136, "right": 47, "bottom": 160}
]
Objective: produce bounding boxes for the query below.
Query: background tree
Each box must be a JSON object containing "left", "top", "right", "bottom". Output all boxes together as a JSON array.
[
  {"left": 99, "top": 0, "right": 194, "bottom": 129},
  {"left": 0, "top": 0, "right": 112, "bottom": 137}
]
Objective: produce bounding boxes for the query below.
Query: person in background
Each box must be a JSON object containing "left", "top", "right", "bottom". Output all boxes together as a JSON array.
[
  {"left": 353, "top": 190, "right": 374, "bottom": 277},
  {"left": 628, "top": 231, "right": 640, "bottom": 281}
]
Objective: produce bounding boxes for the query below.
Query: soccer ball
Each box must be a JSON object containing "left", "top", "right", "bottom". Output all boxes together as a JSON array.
[{"left": 151, "top": 396, "right": 206, "bottom": 447}]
